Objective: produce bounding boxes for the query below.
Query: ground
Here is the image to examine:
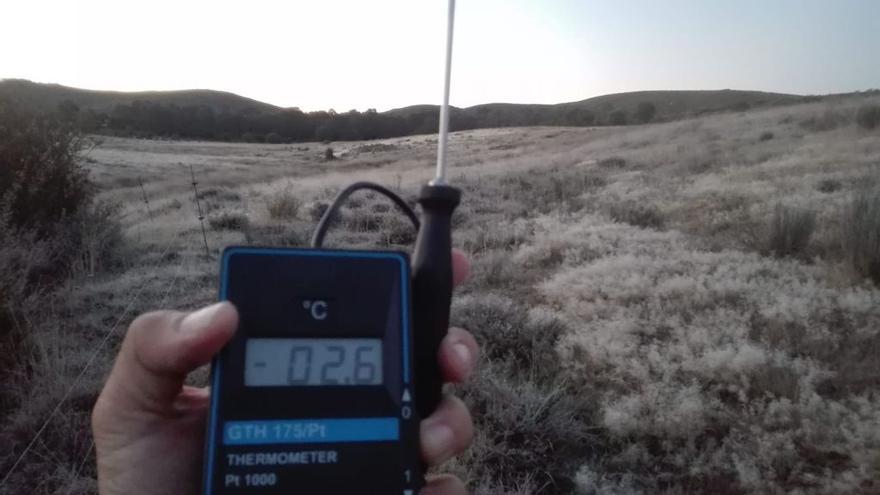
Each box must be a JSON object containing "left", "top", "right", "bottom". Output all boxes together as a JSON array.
[{"left": 2, "top": 93, "right": 880, "bottom": 494}]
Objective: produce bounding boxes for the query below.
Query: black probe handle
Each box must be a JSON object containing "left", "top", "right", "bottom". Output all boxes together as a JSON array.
[{"left": 412, "top": 183, "right": 461, "bottom": 419}]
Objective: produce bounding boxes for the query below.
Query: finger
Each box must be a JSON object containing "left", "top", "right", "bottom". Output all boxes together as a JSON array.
[
  {"left": 171, "top": 385, "right": 211, "bottom": 413},
  {"left": 438, "top": 327, "right": 478, "bottom": 383},
  {"left": 452, "top": 248, "right": 470, "bottom": 287},
  {"left": 421, "top": 474, "right": 467, "bottom": 495},
  {"left": 103, "top": 302, "right": 238, "bottom": 411},
  {"left": 420, "top": 395, "right": 474, "bottom": 466}
]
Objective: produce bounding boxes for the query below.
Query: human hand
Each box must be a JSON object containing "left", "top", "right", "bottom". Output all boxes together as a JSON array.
[{"left": 92, "top": 250, "right": 477, "bottom": 495}]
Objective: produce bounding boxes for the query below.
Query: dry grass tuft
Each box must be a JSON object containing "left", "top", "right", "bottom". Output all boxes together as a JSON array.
[
  {"left": 608, "top": 201, "right": 665, "bottom": 230},
  {"left": 767, "top": 204, "right": 816, "bottom": 258},
  {"left": 207, "top": 209, "right": 249, "bottom": 230},
  {"left": 266, "top": 191, "right": 302, "bottom": 220},
  {"left": 453, "top": 295, "right": 567, "bottom": 379},
  {"left": 856, "top": 103, "right": 880, "bottom": 130},
  {"left": 198, "top": 187, "right": 241, "bottom": 202},
  {"left": 842, "top": 186, "right": 880, "bottom": 284}
]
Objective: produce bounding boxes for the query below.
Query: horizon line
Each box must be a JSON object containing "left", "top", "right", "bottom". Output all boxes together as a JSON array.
[{"left": 5, "top": 77, "right": 877, "bottom": 114}]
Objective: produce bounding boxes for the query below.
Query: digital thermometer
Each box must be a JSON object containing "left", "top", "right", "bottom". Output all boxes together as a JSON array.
[
  {"left": 204, "top": 247, "right": 423, "bottom": 494},
  {"left": 204, "top": 2, "right": 461, "bottom": 492}
]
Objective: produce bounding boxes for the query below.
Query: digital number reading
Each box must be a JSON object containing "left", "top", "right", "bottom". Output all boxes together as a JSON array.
[{"left": 245, "top": 338, "right": 382, "bottom": 386}]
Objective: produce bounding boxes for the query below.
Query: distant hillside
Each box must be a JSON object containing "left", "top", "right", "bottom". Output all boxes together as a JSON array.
[
  {"left": 389, "top": 90, "right": 803, "bottom": 128},
  {"left": 0, "top": 79, "right": 278, "bottom": 114},
  {"left": 0, "top": 79, "right": 811, "bottom": 143},
  {"left": 563, "top": 89, "right": 801, "bottom": 117}
]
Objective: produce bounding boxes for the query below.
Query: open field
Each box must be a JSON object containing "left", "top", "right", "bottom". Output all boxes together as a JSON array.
[{"left": 2, "top": 93, "right": 880, "bottom": 494}]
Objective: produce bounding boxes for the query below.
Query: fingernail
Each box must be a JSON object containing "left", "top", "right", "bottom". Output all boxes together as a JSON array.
[
  {"left": 180, "top": 303, "right": 226, "bottom": 333},
  {"left": 453, "top": 342, "right": 472, "bottom": 369},
  {"left": 422, "top": 423, "right": 454, "bottom": 460}
]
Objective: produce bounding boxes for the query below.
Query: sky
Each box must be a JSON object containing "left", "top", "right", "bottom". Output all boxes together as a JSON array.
[{"left": 1, "top": 0, "right": 878, "bottom": 112}]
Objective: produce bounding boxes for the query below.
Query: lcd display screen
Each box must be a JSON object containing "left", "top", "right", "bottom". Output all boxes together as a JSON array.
[{"left": 244, "top": 338, "right": 383, "bottom": 386}]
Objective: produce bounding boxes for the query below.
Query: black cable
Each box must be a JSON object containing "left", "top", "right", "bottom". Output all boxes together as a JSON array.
[{"left": 310, "top": 181, "right": 420, "bottom": 248}]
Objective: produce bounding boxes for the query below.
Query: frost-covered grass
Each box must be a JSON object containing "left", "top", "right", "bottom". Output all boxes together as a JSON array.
[
  {"left": 3, "top": 93, "right": 880, "bottom": 494},
  {"left": 532, "top": 214, "right": 880, "bottom": 492}
]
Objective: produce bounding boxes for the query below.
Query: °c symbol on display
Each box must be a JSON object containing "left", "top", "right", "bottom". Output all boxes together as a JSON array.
[{"left": 302, "top": 299, "right": 329, "bottom": 321}]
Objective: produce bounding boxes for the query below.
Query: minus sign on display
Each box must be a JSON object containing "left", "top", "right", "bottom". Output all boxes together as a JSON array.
[{"left": 253, "top": 362, "right": 267, "bottom": 368}]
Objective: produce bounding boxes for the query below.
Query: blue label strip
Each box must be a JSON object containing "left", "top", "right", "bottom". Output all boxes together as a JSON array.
[{"left": 223, "top": 418, "right": 400, "bottom": 445}]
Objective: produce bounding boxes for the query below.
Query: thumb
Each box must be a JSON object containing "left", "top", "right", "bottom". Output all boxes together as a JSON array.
[{"left": 103, "top": 302, "right": 238, "bottom": 412}]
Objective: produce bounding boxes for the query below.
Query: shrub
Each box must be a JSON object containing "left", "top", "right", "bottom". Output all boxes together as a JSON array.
[
  {"left": 0, "top": 224, "right": 51, "bottom": 335},
  {"left": 855, "top": 103, "right": 880, "bottom": 130},
  {"left": 345, "top": 195, "right": 364, "bottom": 209},
  {"left": 343, "top": 209, "right": 382, "bottom": 232},
  {"left": 841, "top": 187, "right": 880, "bottom": 284},
  {"left": 324, "top": 147, "right": 335, "bottom": 160},
  {"left": 0, "top": 98, "right": 122, "bottom": 443},
  {"left": 451, "top": 295, "right": 588, "bottom": 491},
  {"left": 0, "top": 98, "right": 91, "bottom": 235},
  {"left": 66, "top": 199, "right": 125, "bottom": 276},
  {"left": 767, "top": 204, "right": 816, "bottom": 258},
  {"left": 582, "top": 173, "right": 607, "bottom": 189},
  {"left": 458, "top": 368, "right": 590, "bottom": 493},
  {"left": 371, "top": 202, "right": 391, "bottom": 214},
  {"left": 817, "top": 178, "right": 843, "bottom": 193},
  {"left": 598, "top": 157, "right": 626, "bottom": 169},
  {"left": 208, "top": 209, "right": 249, "bottom": 230},
  {"left": 470, "top": 251, "right": 519, "bottom": 289},
  {"left": 608, "top": 201, "right": 665, "bottom": 229},
  {"left": 266, "top": 191, "right": 301, "bottom": 220},
  {"left": 383, "top": 214, "right": 417, "bottom": 245},
  {"left": 799, "top": 109, "right": 845, "bottom": 132},
  {"left": 759, "top": 131, "right": 774, "bottom": 141},
  {"left": 157, "top": 198, "right": 183, "bottom": 215},
  {"left": 0, "top": 99, "right": 122, "bottom": 300},
  {"left": 452, "top": 294, "right": 568, "bottom": 376},
  {"left": 198, "top": 188, "right": 241, "bottom": 202},
  {"left": 462, "top": 226, "right": 528, "bottom": 254}
]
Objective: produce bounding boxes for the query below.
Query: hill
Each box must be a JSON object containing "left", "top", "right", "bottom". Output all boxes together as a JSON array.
[
  {"left": 0, "top": 79, "right": 278, "bottom": 114},
  {"left": 388, "top": 90, "right": 803, "bottom": 128},
  {"left": 0, "top": 79, "right": 810, "bottom": 142},
  {"left": 562, "top": 89, "right": 801, "bottom": 116}
]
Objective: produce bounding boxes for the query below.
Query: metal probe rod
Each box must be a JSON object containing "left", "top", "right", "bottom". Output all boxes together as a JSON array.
[
  {"left": 412, "top": 0, "right": 462, "bottom": 420},
  {"left": 432, "top": 0, "right": 456, "bottom": 186}
]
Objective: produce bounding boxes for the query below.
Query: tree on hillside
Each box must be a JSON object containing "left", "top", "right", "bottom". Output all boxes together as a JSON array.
[
  {"left": 636, "top": 102, "right": 656, "bottom": 123},
  {"left": 609, "top": 109, "right": 628, "bottom": 125},
  {"left": 57, "top": 99, "right": 79, "bottom": 123},
  {"left": 564, "top": 108, "right": 596, "bottom": 126}
]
